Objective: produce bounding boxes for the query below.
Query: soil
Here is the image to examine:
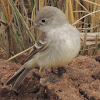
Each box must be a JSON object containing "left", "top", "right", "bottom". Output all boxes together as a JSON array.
[{"left": 0, "top": 52, "right": 100, "bottom": 100}]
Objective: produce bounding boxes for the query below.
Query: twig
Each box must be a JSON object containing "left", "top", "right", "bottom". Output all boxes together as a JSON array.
[{"left": 7, "top": 46, "right": 33, "bottom": 61}]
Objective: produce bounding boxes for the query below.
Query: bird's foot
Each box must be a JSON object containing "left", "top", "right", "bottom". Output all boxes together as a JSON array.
[
  {"left": 43, "top": 69, "right": 59, "bottom": 83},
  {"left": 43, "top": 76, "right": 59, "bottom": 83}
]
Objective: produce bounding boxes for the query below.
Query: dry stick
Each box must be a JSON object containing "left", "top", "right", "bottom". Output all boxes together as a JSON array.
[
  {"left": 87, "top": 37, "right": 100, "bottom": 41},
  {"left": 7, "top": 46, "right": 33, "bottom": 61},
  {"left": 80, "top": 47, "right": 96, "bottom": 51},
  {"left": 83, "top": 0, "right": 100, "bottom": 7},
  {"left": 73, "top": 10, "right": 100, "bottom": 25},
  {"left": 82, "top": 32, "right": 87, "bottom": 55},
  {"left": 81, "top": 37, "right": 100, "bottom": 41},
  {"left": 0, "top": 19, "right": 7, "bottom": 25},
  {"left": 78, "top": 25, "right": 100, "bottom": 30},
  {"left": 95, "top": 35, "right": 98, "bottom": 54},
  {"left": 9, "top": 0, "right": 18, "bottom": 25},
  {"left": 75, "top": 0, "right": 100, "bottom": 22}
]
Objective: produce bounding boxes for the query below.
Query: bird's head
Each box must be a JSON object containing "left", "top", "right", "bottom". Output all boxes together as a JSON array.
[{"left": 30, "top": 6, "right": 67, "bottom": 32}]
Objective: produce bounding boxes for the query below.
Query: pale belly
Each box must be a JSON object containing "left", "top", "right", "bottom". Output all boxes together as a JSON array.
[
  {"left": 35, "top": 38, "right": 80, "bottom": 68},
  {"left": 30, "top": 24, "right": 80, "bottom": 68}
]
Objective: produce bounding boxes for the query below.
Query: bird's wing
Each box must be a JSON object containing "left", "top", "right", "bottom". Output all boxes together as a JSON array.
[{"left": 27, "top": 32, "right": 50, "bottom": 60}]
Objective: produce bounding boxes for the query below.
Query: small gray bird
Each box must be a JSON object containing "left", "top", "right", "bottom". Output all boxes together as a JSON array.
[{"left": 5, "top": 6, "right": 80, "bottom": 90}]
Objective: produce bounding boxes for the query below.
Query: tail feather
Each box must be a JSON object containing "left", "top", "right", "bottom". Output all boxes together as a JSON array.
[
  {"left": 12, "top": 68, "right": 31, "bottom": 90},
  {"left": 5, "top": 65, "right": 32, "bottom": 90},
  {"left": 5, "top": 67, "right": 25, "bottom": 85}
]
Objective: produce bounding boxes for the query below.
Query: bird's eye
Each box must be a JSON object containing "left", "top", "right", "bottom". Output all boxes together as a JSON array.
[{"left": 41, "top": 19, "right": 45, "bottom": 23}]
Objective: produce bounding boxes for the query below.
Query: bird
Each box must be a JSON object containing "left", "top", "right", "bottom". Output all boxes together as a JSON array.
[{"left": 5, "top": 6, "right": 80, "bottom": 90}]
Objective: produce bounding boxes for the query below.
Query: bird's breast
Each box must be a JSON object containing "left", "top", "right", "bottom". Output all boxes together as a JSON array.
[{"left": 35, "top": 24, "right": 80, "bottom": 67}]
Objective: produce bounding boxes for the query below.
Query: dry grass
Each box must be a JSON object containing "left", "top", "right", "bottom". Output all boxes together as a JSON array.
[{"left": 0, "top": 0, "right": 100, "bottom": 59}]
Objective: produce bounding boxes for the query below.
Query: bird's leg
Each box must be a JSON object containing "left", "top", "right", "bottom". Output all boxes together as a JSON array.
[
  {"left": 43, "top": 68, "right": 59, "bottom": 83},
  {"left": 51, "top": 68, "right": 58, "bottom": 76},
  {"left": 51, "top": 67, "right": 66, "bottom": 77}
]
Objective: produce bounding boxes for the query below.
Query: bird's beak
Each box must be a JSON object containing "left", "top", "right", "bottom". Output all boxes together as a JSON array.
[{"left": 29, "top": 23, "right": 38, "bottom": 30}]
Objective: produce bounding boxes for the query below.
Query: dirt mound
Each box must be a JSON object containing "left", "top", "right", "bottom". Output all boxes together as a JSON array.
[{"left": 0, "top": 55, "right": 100, "bottom": 100}]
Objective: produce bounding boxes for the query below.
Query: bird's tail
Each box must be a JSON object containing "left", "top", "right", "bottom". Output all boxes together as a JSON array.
[{"left": 5, "top": 65, "right": 32, "bottom": 90}]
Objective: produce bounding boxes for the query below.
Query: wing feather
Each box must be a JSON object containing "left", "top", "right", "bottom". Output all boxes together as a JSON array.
[{"left": 27, "top": 32, "right": 49, "bottom": 60}]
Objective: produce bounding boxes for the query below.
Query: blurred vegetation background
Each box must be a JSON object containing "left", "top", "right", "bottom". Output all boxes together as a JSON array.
[{"left": 0, "top": 0, "right": 100, "bottom": 59}]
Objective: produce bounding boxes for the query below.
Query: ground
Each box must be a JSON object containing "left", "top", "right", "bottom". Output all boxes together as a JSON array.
[{"left": 0, "top": 51, "right": 100, "bottom": 100}]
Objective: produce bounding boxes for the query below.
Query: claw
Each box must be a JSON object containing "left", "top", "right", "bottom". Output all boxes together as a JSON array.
[{"left": 43, "top": 69, "right": 59, "bottom": 83}]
